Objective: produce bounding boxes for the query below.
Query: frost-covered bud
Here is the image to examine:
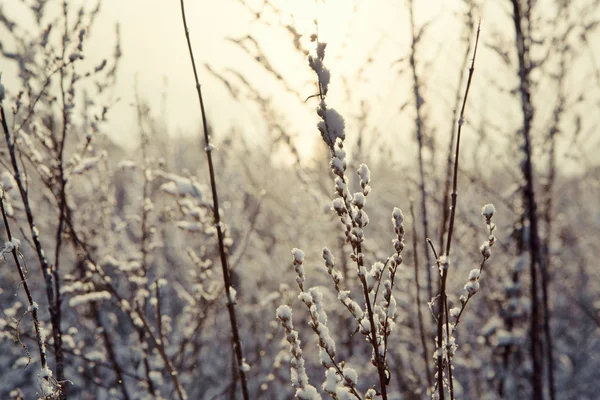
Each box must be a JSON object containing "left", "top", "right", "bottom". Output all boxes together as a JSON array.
[
  {"left": 488, "top": 234, "right": 496, "bottom": 247},
  {"left": 276, "top": 305, "right": 293, "bottom": 328},
  {"left": 354, "top": 209, "right": 369, "bottom": 228},
  {"left": 331, "top": 198, "right": 345, "bottom": 216},
  {"left": 464, "top": 280, "right": 480, "bottom": 295},
  {"left": 482, "top": 204, "right": 495, "bottom": 224},
  {"left": 352, "top": 192, "right": 366, "bottom": 209},
  {"left": 464, "top": 268, "right": 481, "bottom": 296},
  {"left": 450, "top": 307, "right": 461, "bottom": 318},
  {"left": 322, "top": 247, "right": 334, "bottom": 272},
  {"left": 240, "top": 360, "right": 251, "bottom": 373},
  {"left": 334, "top": 177, "right": 346, "bottom": 197},
  {"left": 338, "top": 290, "right": 363, "bottom": 319},
  {"left": 393, "top": 239, "right": 404, "bottom": 254},
  {"left": 357, "top": 164, "right": 370, "bottom": 185},
  {"left": 292, "top": 248, "right": 306, "bottom": 290},
  {"left": 330, "top": 156, "right": 345, "bottom": 177},
  {"left": 468, "top": 269, "right": 480, "bottom": 280},
  {"left": 318, "top": 106, "right": 345, "bottom": 143},
  {"left": 392, "top": 207, "right": 404, "bottom": 231},
  {"left": 351, "top": 227, "right": 364, "bottom": 243},
  {"left": 366, "top": 262, "right": 384, "bottom": 292},
  {"left": 227, "top": 287, "right": 237, "bottom": 305},
  {"left": 292, "top": 248, "right": 305, "bottom": 264},
  {"left": 297, "top": 386, "right": 322, "bottom": 399},
  {"left": 359, "top": 318, "right": 371, "bottom": 335},
  {"left": 392, "top": 254, "right": 402, "bottom": 267},
  {"left": 342, "top": 367, "right": 358, "bottom": 387},
  {"left": 323, "top": 368, "right": 338, "bottom": 394},
  {"left": 480, "top": 242, "right": 491, "bottom": 259},
  {"left": 298, "top": 292, "right": 313, "bottom": 306},
  {"left": 385, "top": 293, "right": 397, "bottom": 319},
  {"left": 438, "top": 255, "right": 450, "bottom": 273},
  {"left": 365, "top": 388, "right": 377, "bottom": 399}
]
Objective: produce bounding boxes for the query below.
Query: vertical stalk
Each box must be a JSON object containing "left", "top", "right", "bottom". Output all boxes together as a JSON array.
[
  {"left": 179, "top": 2, "right": 250, "bottom": 399},
  {"left": 1, "top": 104, "right": 63, "bottom": 392},
  {"left": 439, "top": 1, "right": 475, "bottom": 254},
  {"left": 437, "top": 22, "right": 481, "bottom": 400},
  {"left": 509, "top": 1, "right": 544, "bottom": 398},
  {"left": 410, "top": 201, "right": 433, "bottom": 393},
  {"left": 408, "top": 0, "right": 433, "bottom": 302}
]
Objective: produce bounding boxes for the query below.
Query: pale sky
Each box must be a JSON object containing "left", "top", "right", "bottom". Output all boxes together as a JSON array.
[
  {"left": 89, "top": 0, "right": 476, "bottom": 151},
  {"left": 3, "top": 0, "right": 599, "bottom": 172}
]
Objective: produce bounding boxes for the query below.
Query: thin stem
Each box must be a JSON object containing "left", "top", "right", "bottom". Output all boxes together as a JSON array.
[
  {"left": 408, "top": 0, "right": 433, "bottom": 303},
  {"left": 410, "top": 201, "right": 433, "bottom": 393},
  {"left": 179, "top": 1, "right": 249, "bottom": 399},
  {"left": 437, "top": 21, "right": 481, "bottom": 400},
  {"left": 439, "top": 3, "right": 475, "bottom": 254},
  {"left": 509, "top": 1, "right": 543, "bottom": 397},
  {"left": 1, "top": 104, "right": 62, "bottom": 392},
  {"left": 0, "top": 189, "right": 49, "bottom": 374}
]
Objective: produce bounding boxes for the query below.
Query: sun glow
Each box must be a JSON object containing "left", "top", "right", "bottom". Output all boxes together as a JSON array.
[{"left": 276, "top": 0, "right": 358, "bottom": 45}]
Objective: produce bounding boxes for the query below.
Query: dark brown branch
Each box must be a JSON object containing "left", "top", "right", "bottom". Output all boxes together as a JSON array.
[{"left": 179, "top": 1, "right": 250, "bottom": 399}]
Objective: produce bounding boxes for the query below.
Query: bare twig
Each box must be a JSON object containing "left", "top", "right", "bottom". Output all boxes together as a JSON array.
[
  {"left": 436, "top": 21, "right": 481, "bottom": 400},
  {"left": 179, "top": 1, "right": 250, "bottom": 398}
]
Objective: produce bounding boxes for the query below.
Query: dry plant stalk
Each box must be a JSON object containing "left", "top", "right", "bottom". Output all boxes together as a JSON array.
[
  {"left": 179, "top": 1, "right": 250, "bottom": 399},
  {"left": 434, "top": 21, "right": 481, "bottom": 400}
]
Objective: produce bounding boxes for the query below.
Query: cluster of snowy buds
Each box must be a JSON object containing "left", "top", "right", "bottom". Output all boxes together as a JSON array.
[
  {"left": 292, "top": 248, "right": 306, "bottom": 292},
  {"left": 297, "top": 288, "right": 336, "bottom": 368},
  {"left": 276, "top": 305, "right": 321, "bottom": 399},
  {"left": 463, "top": 268, "right": 481, "bottom": 296},
  {"left": 480, "top": 204, "right": 496, "bottom": 260},
  {"left": 459, "top": 203, "right": 497, "bottom": 303}
]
